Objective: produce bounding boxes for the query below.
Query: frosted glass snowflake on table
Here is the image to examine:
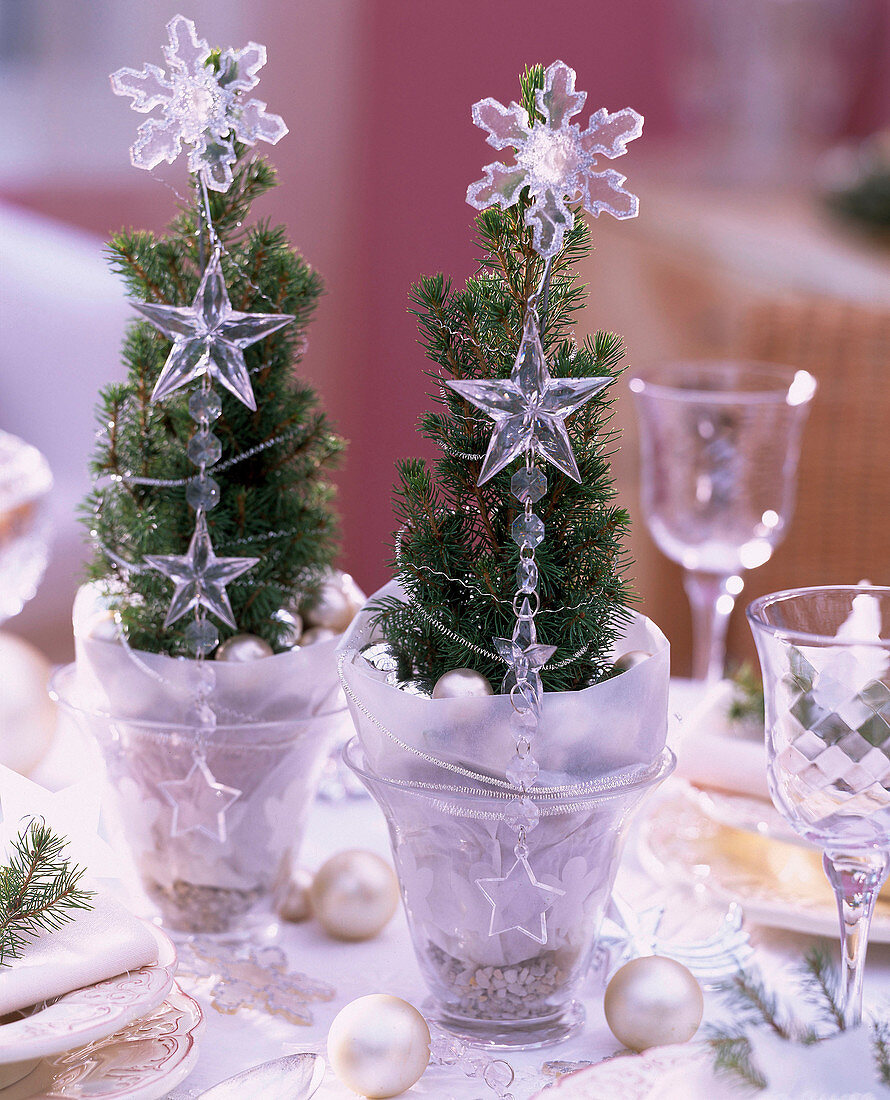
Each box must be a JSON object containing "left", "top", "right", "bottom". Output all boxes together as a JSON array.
[
  {"left": 467, "top": 59, "right": 643, "bottom": 257},
  {"left": 110, "top": 13, "right": 287, "bottom": 192}
]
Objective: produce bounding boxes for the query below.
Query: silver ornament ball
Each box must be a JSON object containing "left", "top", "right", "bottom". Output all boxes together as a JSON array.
[
  {"left": 300, "top": 625, "right": 338, "bottom": 647},
  {"left": 303, "top": 572, "right": 361, "bottom": 633},
  {"left": 277, "top": 867, "right": 314, "bottom": 923},
  {"left": 327, "top": 994, "right": 430, "bottom": 1099},
  {"left": 432, "top": 667, "right": 494, "bottom": 699},
  {"left": 214, "top": 633, "right": 275, "bottom": 661},
  {"left": 310, "top": 850, "right": 400, "bottom": 941},
  {"left": 612, "top": 650, "right": 652, "bottom": 674},
  {"left": 604, "top": 956, "right": 703, "bottom": 1052},
  {"left": 272, "top": 608, "right": 303, "bottom": 648}
]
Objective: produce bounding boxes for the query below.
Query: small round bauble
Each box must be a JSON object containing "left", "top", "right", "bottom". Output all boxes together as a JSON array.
[
  {"left": 612, "top": 650, "right": 652, "bottom": 674},
  {"left": 327, "top": 994, "right": 430, "bottom": 1098},
  {"left": 300, "top": 625, "right": 338, "bottom": 647},
  {"left": 304, "top": 573, "right": 359, "bottom": 633},
  {"left": 604, "top": 956, "right": 703, "bottom": 1052},
  {"left": 277, "top": 867, "right": 314, "bottom": 923},
  {"left": 86, "top": 609, "right": 121, "bottom": 644},
  {"left": 432, "top": 668, "right": 494, "bottom": 699},
  {"left": 272, "top": 608, "right": 303, "bottom": 648},
  {"left": 310, "top": 850, "right": 399, "bottom": 941},
  {"left": 214, "top": 633, "right": 275, "bottom": 661}
]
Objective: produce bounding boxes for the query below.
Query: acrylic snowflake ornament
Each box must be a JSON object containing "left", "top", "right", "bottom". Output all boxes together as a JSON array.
[
  {"left": 468, "top": 60, "right": 643, "bottom": 257},
  {"left": 111, "top": 14, "right": 287, "bottom": 192}
]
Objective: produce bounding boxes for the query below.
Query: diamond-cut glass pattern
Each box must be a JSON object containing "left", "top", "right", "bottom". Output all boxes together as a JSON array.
[{"left": 767, "top": 647, "right": 890, "bottom": 843}]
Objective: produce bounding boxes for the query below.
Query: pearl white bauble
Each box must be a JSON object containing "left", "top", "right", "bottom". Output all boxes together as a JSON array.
[
  {"left": 604, "top": 956, "right": 703, "bottom": 1052},
  {"left": 214, "top": 633, "right": 274, "bottom": 661},
  {"left": 304, "top": 574, "right": 359, "bottom": 633},
  {"left": 612, "top": 650, "right": 652, "bottom": 673},
  {"left": 0, "top": 633, "right": 56, "bottom": 775},
  {"left": 431, "top": 667, "right": 494, "bottom": 699},
  {"left": 300, "top": 626, "right": 337, "bottom": 646},
  {"left": 86, "top": 609, "right": 122, "bottom": 643},
  {"left": 272, "top": 608, "right": 303, "bottom": 648},
  {"left": 310, "top": 850, "right": 399, "bottom": 941},
  {"left": 277, "top": 867, "right": 314, "bottom": 923},
  {"left": 327, "top": 994, "right": 430, "bottom": 1098}
]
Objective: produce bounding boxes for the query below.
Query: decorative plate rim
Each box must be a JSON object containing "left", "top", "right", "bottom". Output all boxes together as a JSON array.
[{"left": 0, "top": 921, "right": 176, "bottom": 1063}]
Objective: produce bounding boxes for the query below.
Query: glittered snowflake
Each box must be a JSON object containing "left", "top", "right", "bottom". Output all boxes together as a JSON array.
[
  {"left": 110, "top": 14, "right": 287, "bottom": 192},
  {"left": 467, "top": 60, "right": 643, "bottom": 257}
]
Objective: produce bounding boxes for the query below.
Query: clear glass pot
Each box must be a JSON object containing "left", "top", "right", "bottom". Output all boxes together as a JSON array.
[{"left": 345, "top": 737, "right": 674, "bottom": 1049}]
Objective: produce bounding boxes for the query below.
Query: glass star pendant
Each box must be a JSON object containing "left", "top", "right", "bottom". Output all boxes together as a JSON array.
[
  {"left": 144, "top": 511, "right": 258, "bottom": 629},
  {"left": 134, "top": 246, "right": 293, "bottom": 410},
  {"left": 476, "top": 852, "right": 565, "bottom": 945},
  {"left": 446, "top": 311, "right": 612, "bottom": 484},
  {"left": 159, "top": 754, "right": 242, "bottom": 843}
]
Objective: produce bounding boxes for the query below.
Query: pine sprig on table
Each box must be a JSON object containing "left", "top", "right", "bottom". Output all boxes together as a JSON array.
[
  {"left": 0, "top": 820, "right": 93, "bottom": 965},
  {"left": 371, "top": 64, "right": 633, "bottom": 694},
  {"left": 708, "top": 945, "right": 889, "bottom": 1089}
]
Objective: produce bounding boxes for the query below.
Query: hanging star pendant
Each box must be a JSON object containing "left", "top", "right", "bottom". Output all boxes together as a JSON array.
[
  {"left": 446, "top": 311, "right": 613, "bottom": 485},
  {"left": 477, "top": 853, "right": 565, "bottom": 945},
  {"left": 159, "top": 755, "right": 241, "bottom": 843},
  {"left": 145, "top": 511, "right": 258, "bottom": 629},
  {"left": 133, "top": 245, "right": 294, "bottom": 410}
]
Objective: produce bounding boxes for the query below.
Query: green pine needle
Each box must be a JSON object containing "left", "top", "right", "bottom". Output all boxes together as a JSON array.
[
  {"left": 0, "top": 820, "right": 94, "bottom": 965},
  {"left": 371, "top": 65, "right": 633, "bottom": 693}
]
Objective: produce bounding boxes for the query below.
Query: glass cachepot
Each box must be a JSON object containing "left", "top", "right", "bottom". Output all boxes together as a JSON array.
[
  {"left": 52, "top": 662, "right": 345, "bottom": 937},
  {"left": 345, "top": 738, "right": 674, "bottom": 1048}
]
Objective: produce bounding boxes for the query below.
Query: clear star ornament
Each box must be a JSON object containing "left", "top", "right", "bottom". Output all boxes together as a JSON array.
[
  {"left": 467, "top": 59, "right": 643, "bottom": 257},
  {"left": 144, "top": 510, "right": 258, "bottom": 629},
  {"left": 477, "top": 850, "right": 565, "bottom": 945},
  {"left": 133, "top": 245, "right": 293, "bottom": 410},
  {"left": 158, "top": 753, "right": 241, "bottom": 843},
  {"left": 110, "top": 13, "right": 288, "bottom": 192},
  {"left": 446, "top": 309, "right": 612, "bottom": 483}
]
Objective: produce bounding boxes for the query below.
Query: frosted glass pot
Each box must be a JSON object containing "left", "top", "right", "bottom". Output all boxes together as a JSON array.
[
  {"left": 345, "top": 738, "right": 674, "bottom": 1050},
  {"left": 748, "top": 586, "right": 890, "bottom": 1027},
  {"left": 630, "top": 362, "right": 816, "bottom": 681},
  {"left": 52, "top": 664, "right": 342, "bottom": 938}
]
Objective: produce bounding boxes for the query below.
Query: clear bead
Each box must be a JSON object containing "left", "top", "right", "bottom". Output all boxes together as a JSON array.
[
  {"left": 504, "top": 795, "right": 540, "bottom": 831},
  {"left": 186, "top": 473, "right": 221, "bottom": 510},
  {"left": 506, "top": 751, "right": 540, "bottom": 788},
  {"left": 187, "top": 699, "right": 217, "bottom": 729},
  {"left": 511, "top": 514, "right": 544, "bottom": 549},
  {"left": 429, "top": 1034, "right": 466, "bottom": 1065},
  {"left": 185, "top": 659, "right": 217, "bottom": 695},
  {"left": 517, "top": 557, "right": 538, "bottom": 593},
  {"left": 187, "top": 429, "right": 223, "bottom": 467},
  {"left": 189, "top": 387, "right": 223, "bottom": 424},
  {"left": 511, "top": 467, "right": 547, "bottom": 504},
  {"left": 185, "top": 617, "right": 219, "bottom": 656}
]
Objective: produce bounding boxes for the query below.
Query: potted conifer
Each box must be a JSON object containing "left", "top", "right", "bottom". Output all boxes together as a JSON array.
[
  {"left": 340, "top": 62, "right": 673, "bottom": 1046},
  {"left": 52, "top": 16, "right": 359, "bottom": 936}
]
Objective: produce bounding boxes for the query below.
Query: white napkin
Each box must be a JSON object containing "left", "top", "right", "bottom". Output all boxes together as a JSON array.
[
  {"left": 673, "top": 679, "right": 770, "bottom": 800},
  {"left": 0, "top": 894, "right": 159, "bottom": 1016}
]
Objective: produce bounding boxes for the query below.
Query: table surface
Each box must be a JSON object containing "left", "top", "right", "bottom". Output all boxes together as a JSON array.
[{"left": 37, "top": 681, "right": 890, "bottom": 1099}]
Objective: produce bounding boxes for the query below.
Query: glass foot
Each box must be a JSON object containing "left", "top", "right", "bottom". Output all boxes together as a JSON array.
[{"left": 424, "top": 998, "right": 584, "bottom": 1050}]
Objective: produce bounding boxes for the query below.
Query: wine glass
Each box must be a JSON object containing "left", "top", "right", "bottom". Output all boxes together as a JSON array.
[
  {"left": 629, "top": 361, "right": 816, "bottom": 681},
  {"left": 748, "top": 585, "right": 890, "bottom": 1026}
]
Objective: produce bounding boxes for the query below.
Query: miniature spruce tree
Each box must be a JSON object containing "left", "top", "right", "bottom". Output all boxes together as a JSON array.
[
  {"left": 373, "top": 64, "right": 639, "bottom": 694},
  {"left": 84, "top": 18, "right": 343, "bottom": 657}
]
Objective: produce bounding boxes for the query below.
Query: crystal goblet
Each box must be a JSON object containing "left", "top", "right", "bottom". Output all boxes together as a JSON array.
[
  {"left": 630, "top": 361, "right": 816, "bottom": 680},
  {"left": 748, "top": 585, "right": 890, "bottom": 1026}
]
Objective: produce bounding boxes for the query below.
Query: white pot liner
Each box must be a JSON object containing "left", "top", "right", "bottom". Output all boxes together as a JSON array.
[{"left": 339, "top": 581, "right": 670, "bottom": 787}]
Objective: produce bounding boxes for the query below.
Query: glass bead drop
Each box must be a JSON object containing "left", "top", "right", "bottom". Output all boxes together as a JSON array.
[
  {"left": 186, "top": 473, "right": 221, "bottom": 511},
  {"left": 506, "top": 751, "right": 540, "bottom": 788},
  {"left": 189, "top": 387, "right": 223, "bottom": 423},
  {"left": 504, "top": 795, "right": 540, "bottom": 832},
  {"left": 511, "top": 513, "right": 545, "bottom": 550},
  {"left": 517, "top": 556, "right": 538, "bottom": 593},
  {"left": 511, "top": 467, "right": 547, "bottom": 504},
  {"left": 185, "top": 617, "right": 219, "bottom": 656},
  {"left": 188, "top": 429, "right": 223, "bottom": 467}
]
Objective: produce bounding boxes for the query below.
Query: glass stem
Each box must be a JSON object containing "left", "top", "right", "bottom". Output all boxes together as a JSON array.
[
  {"left": 822, "top": 849, "right": 889, "bottom": 1028},
  {"left": 683, "top": 570, "right": 740, "bottom": 682}
]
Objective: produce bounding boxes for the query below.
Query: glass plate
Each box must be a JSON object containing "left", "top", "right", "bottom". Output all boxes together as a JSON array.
[
  {"left": 637, "top": 786, "right": 890, "bottom": 940},
  {"left": 0, "top": 923, "right": 176, "bottom": 1063},
  {"left": 0, "top": 986, "right": 202, "bottom": 1100}
]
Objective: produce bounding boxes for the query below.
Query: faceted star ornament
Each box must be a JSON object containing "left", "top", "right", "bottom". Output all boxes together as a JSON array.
[
  {"left": 110, "top": 14, "right": 288, "bottom": 192},
  {"left": 468, "top": 60, "right": 643, "bottom": 257},
  {"left": 477, "top": 853, "right": 565, "bottom": 945},
  {"left": 145, "top": 511, "right": 258, "bottom": 629},
  {"left": 159, "top": 755, "right": 241, "bottom": 843},
  {"left": 447, "top": 311, "right": 613, "bottom": 484},
  {"left": 495, "top": 611, "right": 556, "bottom": 682},
  {"left": 134, "top": 246, "right": 293, "bottom": 410}
]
